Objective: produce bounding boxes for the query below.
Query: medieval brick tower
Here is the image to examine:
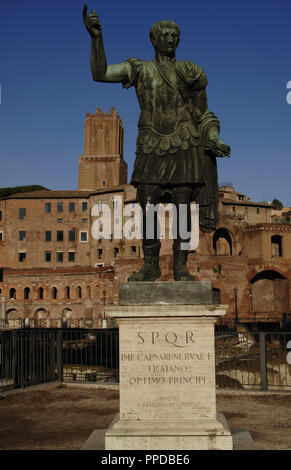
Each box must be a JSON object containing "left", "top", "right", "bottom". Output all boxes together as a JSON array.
[{"left": 78, "top": 106, "right": 128, "bottom": 190}]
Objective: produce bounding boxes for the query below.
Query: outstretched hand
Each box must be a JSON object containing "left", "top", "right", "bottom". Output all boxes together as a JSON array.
[{"left": 82, "top": 5, "right": 102, "bottom": 38}]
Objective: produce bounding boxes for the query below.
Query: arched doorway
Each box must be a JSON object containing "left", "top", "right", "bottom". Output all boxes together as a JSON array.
[
  {"left": 62, "top": 308, "right": 73, "bottom": 328},
  {"left": 6, "top": 308, "right": 20, "bottom": 327},
  {"left": 213, "top": 228, "right": 232, "bottom": 255},
  {"left": 250, "top": 270, "right": 289, "bottom": 313},
  {"left": 35, "top": 308, "right": 49, "bottom": 327}
]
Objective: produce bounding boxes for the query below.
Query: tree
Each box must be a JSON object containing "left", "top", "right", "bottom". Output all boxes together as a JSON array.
[
  {"left": 272, "top": 198, "right": 283, "bottom": 210},
  {"left": 0, "top": 185, "right": 49, "bottom": 198}
]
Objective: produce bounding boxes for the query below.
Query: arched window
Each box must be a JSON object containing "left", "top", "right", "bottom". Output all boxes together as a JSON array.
[
  {"left": 9, "top": 288, "right": 16, "bottom": 299},
  {"left": 24, "top": 287, "right": 30, "bottom": 300},
  {"left": 38, "top": 287, "right": 44, "bottom": 300},
  {"left": 95, "top": 285, "right": 100, "bottom": 299},
  {"left": 213, "top": 228, "right": 233, "bottom": 256},
  {"left": 77, "top": 286, "right": 82, "bottom": 299},
  {"left": 52, "top": 287, "right": 58, "bottom": 300},
  {"left": 65, "top": 286, "right": 70, "bottom": 299},
  {"left": 87, "top": 286, "right": 91, "bottom": 298},
  {"left": 271, "top": 235, "right": 282, "bottom": 258}
]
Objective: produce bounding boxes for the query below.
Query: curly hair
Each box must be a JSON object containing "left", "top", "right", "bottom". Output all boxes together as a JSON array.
[{"left": 149, "top": 20, "right": 180, "bottom": 44}]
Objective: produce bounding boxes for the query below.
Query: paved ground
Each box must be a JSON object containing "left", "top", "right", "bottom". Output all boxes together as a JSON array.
[{"left": 0, "top": 383, "right": 290, "bottom": 450}]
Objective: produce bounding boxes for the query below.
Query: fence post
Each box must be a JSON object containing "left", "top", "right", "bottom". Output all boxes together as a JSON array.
[
  {"left": 259, "top": 332, "right": 268, "bottom": 391},
  {"left": 11, "top": 330, "right": 18, "bottom": 388},
  {"left": 56, "top": 330, "right": 63, "bottom": 382}
]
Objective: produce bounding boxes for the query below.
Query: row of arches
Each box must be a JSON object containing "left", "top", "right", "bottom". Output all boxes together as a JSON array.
[
  {"left": 9, "top": 285, "right": 104, "bottom": 301},
  {"left": 6, "top": 307, "right": 73, "bottom": 319}
]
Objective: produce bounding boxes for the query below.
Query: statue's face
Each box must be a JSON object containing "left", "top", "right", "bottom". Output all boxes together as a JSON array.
[{"left": 152, "top": 27, "right": 180, "bottom": 54}]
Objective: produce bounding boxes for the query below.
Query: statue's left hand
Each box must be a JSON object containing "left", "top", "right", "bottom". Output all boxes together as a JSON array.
[
  {"left": 215, "top": 139, "right": 231, "bottom": 157},
  {"left": 207, "top": 136, "right": 231, "bottom": 157}
]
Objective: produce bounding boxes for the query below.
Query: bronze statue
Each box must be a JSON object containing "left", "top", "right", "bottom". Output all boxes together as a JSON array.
[{"left": 82, "top": 6, "right": 231, "bottom": 282}]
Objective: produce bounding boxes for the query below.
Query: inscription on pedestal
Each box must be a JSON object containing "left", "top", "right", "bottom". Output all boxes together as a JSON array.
[{"left": 119, "top": 321, "right": 216, "bottom": 421}]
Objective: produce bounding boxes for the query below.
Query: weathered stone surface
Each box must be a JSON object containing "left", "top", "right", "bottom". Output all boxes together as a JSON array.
[
  {"left": 119, "top": 281, "right": 213, "bottom": 305},
  {"left": 105, "top": 303, "right": 233, "bottom": 450}
]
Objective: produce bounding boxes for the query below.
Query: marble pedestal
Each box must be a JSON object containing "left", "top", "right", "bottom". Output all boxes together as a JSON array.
[{"left": 105, "top": 282, "right": 233, "bottom": 450}]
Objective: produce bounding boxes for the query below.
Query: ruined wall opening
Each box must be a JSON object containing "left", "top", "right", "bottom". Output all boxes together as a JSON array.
[
  {"left": 271, "top": 235, "right": 282, "bottom": 258},
  {"left": 35, "top": 308, "right": 49, "bottom": 327},
  {"left": 250, "top": 270, "right": 289, "bottom": 313},
  {"left": 6, "top": 308, "right": 19, "bottom": 318},
  {"left": 212, "top": 288, "right": 221, "bottom": 304},
  {"left": 213, "top": 228, "right": 233, "bottom": 255}
]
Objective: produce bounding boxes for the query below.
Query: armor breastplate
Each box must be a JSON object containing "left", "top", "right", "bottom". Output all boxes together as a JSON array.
[{"left": 134, "top": 61, "right": 199, "bottom": 156}]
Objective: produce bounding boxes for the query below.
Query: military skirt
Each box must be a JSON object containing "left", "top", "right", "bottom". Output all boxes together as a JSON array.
[{"left": 131, "top": 145, "right": 205, "bottom": 188}]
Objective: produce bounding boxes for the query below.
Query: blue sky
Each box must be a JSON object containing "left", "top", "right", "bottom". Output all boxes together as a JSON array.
[{"left": 1, "top": 0, "right": 291, "bottom": 205}]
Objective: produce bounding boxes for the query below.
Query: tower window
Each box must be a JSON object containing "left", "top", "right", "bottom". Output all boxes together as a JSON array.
[
  {"left": 44, "top": 251, "right": 52, "bottom": 262},
  {"left": 19, "top": 208, "right": 26, "bottom": 219},
  {"left": 80, "top": 231, "right": 88, "bottom": 242},
  {"left": 19, "top": 231, "right": 26, "bottom": 241},
  {"left": 68, "top": 252, "right": 75, "bottom": 262},
  {"left": 18, "top": 252, "right": 26, "bottom": 262},
  {"left": 45, "top": 202, "right": 51, "bottom": 213},
  {"left": 68, "top": 230, "right": 76, "bottom": 241},
  {"left": 57, "top": 202, "right": 63, "bottom": 213},
  {"left": 45, "top": 230, "right": 52, "bottom": 242},
  {"left": 57, "top": 231, "right": 64, "bottom": 241}
]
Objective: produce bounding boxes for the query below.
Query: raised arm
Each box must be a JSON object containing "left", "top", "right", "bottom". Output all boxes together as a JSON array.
[{"left": 82, "top": 5, "right": 129, "bottom": 83}]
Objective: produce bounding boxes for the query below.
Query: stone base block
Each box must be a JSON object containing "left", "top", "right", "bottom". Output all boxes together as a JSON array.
[
  {"left": 105, "top": 412, "right": 233, "bottom": 450},
  {"left": 119, "top": 281, "right": 213, "bottom": 305}
]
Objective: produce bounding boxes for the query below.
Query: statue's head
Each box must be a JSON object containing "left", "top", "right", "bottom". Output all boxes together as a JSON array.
[{"left": 150, "top": 20, "right": 180, "bottom": 54}]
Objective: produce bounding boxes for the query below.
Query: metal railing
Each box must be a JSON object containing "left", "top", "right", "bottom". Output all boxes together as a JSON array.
[
  {"left": 216, "top": 331, "right": 291, "bottom": 390},
  {"left": 0, "top": 328, "right": 119, "bottom": 391},
  {"left": 59, "top": 329, "right": 119, "bottom": 383},
  {"left": 1, "top": 328, "right": 290, "bottom": 392}
]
